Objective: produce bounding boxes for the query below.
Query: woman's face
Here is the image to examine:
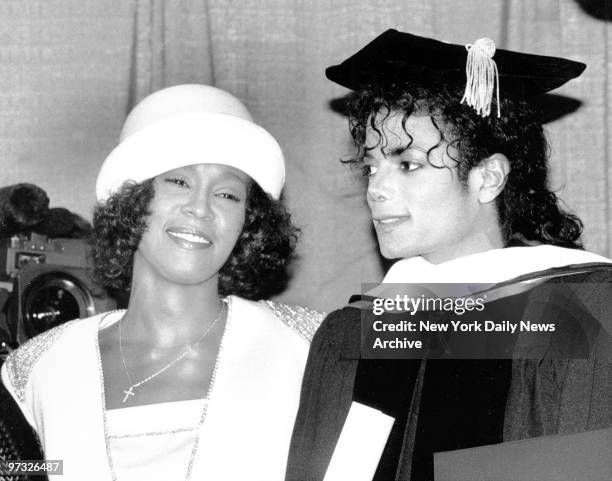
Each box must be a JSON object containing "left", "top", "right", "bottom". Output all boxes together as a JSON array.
[
  {"left": 135, "top": 163, "right": 248, "bottom": 286},
  {"left": 365, "top": 112, "right": 487, "bottom": 263}
]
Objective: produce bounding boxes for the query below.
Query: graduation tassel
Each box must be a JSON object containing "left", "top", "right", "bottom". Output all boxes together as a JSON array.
[{"left": 461, "top": 38, "right": 500, "bottom": 118}]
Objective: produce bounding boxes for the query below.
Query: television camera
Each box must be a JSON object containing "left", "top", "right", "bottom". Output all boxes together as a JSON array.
[
  {"left": 0, "top": 234, "right": 115, "bottom": 348},
  {"left": 0, "top": 183, "right": 116, "bottom": 359}
]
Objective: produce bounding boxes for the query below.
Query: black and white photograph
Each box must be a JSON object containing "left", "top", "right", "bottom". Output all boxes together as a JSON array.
[{"left": 0, "top": 1, "right": 610, "bottom": 480}]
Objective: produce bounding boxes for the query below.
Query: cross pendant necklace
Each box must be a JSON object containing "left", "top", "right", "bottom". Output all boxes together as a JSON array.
[
  {"left": 118, "top": 302, "right": 226, "bottom": 404},
  {"left": 122, "top": 386, "right": 135, "bottom": 403}
]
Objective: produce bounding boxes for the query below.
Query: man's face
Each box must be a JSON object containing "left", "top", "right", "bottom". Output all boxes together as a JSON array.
[{"left": 365, "top": 112, "right": 490, "bottom": 263}]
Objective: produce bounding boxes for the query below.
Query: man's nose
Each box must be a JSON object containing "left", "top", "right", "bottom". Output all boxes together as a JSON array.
[{"left": 367, "top": 166, "right": 393, "bottom": 203}]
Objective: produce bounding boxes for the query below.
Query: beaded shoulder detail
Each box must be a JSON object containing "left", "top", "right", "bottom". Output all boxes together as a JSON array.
[
  {"left": 4, "top": 321, "right": 75, "bottom": 403},
  {"left": 263, "top": 301, "right": 325, "bottom": 342}
]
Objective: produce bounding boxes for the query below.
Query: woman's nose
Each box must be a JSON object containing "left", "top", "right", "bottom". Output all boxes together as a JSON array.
[{"left": 180, "top": 191, "right": 214, "bottom": 220}]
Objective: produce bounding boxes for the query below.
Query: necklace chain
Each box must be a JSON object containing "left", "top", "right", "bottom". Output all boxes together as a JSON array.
[
  {"left": 98, "top": 298, "right": 232, "bottom": 481},
  {"left": 119, "top": 301, "right": 226, "bottom": 403}
]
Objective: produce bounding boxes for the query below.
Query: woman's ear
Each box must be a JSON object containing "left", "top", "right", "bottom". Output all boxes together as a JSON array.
[{"left": 475, "top": 153, "right": 510, "bottom": 204}]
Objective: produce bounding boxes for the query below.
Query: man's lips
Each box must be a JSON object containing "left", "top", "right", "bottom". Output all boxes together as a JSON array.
[
  {"left": 372, "top": 215, "right": 410, "bottom": 230},
  {"left": 372, "top": 215, "right": 410, "bottom": 224},
  {"left": 166, "top": 227, "right": 212, "bottom": 249}
]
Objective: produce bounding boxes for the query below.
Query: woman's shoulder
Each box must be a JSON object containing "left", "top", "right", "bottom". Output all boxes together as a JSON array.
[
  {"left": 2, "top": 313, "right": 108, "bottom": 403},
  {"left": 3, "top": 321, "right": 75, "bottom": 403},
  {"left": 231, "top": 296, "right": 325, "bottom": 343}
]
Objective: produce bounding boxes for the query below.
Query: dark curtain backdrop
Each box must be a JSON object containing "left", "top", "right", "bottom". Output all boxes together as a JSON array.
[{"left": 0, "top": 0, "right": 610, "bottom": 311}]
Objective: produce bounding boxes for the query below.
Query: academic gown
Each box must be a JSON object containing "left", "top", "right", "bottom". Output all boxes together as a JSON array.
[{"left": 285, "top": 262, "right": 612, "bottom": 481}]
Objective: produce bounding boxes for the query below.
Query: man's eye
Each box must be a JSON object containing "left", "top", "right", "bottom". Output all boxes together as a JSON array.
[
  {"left": 361, "top": 164, "right": 378, "bottom": 177},
  {"left": 165, "top": 177, "right": 189, "bottom": 187},
  {"left": 399, "top": 161, "right": 420, "bottom": 172}
]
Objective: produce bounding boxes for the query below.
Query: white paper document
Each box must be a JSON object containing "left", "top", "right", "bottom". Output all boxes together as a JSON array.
[{"left": 323, "top": 401, "right": 395, "bottom": 481}]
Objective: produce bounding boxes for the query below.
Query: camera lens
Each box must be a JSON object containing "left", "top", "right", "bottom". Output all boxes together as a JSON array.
[{"left": 22, "top": 273, "right": 95, "bottom": 338}]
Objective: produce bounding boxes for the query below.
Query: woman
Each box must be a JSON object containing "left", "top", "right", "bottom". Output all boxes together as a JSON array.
[{"left": 2, "top": 84, "right": 323, "bottom": 480}]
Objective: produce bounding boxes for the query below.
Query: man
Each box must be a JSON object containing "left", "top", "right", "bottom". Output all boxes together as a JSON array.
[{"left": 286, "top": 30, "right": 612, "bottom": 481}]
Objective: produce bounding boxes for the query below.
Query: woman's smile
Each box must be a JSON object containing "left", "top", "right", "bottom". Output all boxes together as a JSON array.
[{"left": 166, "top": 227, "right": 213, "bottom": 249}]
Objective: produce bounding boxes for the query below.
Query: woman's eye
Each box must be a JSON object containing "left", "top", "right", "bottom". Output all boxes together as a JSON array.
[
  {"left": 217, "top": 192, "right": 241, "bottom": 202},
  {"left": 361, "top": 164, "right": 378, "bottom": 177},
  {"left": 164, "top": 176, "right": 189, "bottom": 188}
]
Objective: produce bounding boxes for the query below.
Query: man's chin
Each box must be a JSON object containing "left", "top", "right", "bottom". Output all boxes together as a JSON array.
[{"left": 378, "top": 244, "right": 410, "bottom": 261}]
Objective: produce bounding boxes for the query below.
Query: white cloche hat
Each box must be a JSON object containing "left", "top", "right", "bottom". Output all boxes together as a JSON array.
[{"left": 96, "top": 84, "right": 285, "bottom": 201}]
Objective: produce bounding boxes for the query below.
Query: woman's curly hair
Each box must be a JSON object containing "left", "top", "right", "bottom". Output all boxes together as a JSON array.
[
  {"left": 345, "top": 81, "right": 583, "bottom": 248},
  {"left": 90, "top": 179, "right": 298, "bottom": 299}
]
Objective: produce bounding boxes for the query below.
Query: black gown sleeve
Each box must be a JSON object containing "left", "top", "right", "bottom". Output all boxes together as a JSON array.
[
  {"left": 505, "top": 269, "right": 612, "bottom": 440},
  {"left": 0, "top": 378, "right": 47, "bottom": 481},
  {"left": 285, "top": 308, "right": 361, "bottom": 481}
]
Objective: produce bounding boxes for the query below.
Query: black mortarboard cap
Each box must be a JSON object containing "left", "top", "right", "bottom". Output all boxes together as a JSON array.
[{"left": 326, "top": 29, "right": 586, "bottom": 116}]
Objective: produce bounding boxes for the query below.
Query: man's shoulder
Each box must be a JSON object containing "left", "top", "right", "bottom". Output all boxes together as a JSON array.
[
  {"left": 320, "top": 304, "right": 362, "bottom": 328},
  {"left": 526, "top": 262, "right": 612, "bottom": 300},
  {"left": 309, "top": 305, "right": 363, "bottom": 358}
]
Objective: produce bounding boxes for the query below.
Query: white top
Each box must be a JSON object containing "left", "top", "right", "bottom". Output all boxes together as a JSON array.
[
  {"left": 107, "top": 400, "right": 204, "bottom": 478},
  {"left": 2, "top": 296, "right": 318, "bottom": 481}
]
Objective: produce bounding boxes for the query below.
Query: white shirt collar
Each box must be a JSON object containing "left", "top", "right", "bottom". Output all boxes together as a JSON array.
[{"left": 382, "top": 245, "right": 612, "bottom": 284}]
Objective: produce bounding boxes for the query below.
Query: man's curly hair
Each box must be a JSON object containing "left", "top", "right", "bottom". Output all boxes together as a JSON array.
[
  {"left": 345, "top": 81, "right": 583, "bottom": 248},
  {"left": 90, "top": 179, "right": 298, "bottom": 300}
]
